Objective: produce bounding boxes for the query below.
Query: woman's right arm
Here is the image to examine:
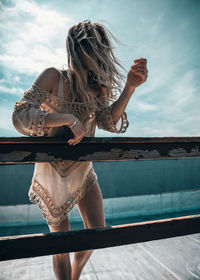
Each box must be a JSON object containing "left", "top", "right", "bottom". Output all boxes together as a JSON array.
[
  {"left": 45, "top": 113, "right": 75, "bottom": 127},
  {"left": 45, "top": 113, "right": 88, "bottom": 145},
  {"left": 12, "top": 67, "right": 66, "bottom": 136},
  {"left": 12, "top": 67, "right": 87, "bottom": 144}
]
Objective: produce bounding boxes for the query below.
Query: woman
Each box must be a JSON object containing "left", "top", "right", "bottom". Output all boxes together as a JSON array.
[{"left": 12, "top": 20, "right": 148, "bottom": 280}]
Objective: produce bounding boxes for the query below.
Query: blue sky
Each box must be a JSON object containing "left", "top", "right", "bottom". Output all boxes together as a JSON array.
[{"left": 0, "top": 0, "right": 199, "bottom": 137}]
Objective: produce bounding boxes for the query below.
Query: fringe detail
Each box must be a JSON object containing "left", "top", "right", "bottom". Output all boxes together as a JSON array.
[
  {"left": 13, "top": 98, "right": 49, "bottom": 137},
  {"left": 30, "top": 110, "right": 49, "bottom": 137},
  {"left": 28, "top": 169, "right": 97, "bottom": 226},
  {"left": 24, "top": 84, "right": 91, "bottom": 119},
  {"left": 96, "top": 105, "right": 129, "bottom": 133},
  {"left": 13, "top": 83, "right": 128, "bottom": 137},
  {"left": 23, "top": 84, "right": 110, "bottom": 119},
  {"left": 13, "top": 100, "right": 33, "bottom": 112},
  {"left": 120, "top": 112, "right": 129, "bottom": 133}
]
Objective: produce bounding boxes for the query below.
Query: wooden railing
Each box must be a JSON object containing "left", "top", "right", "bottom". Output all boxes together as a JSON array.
[
  {"left": 1, "top": 136, "right": 200, "bottom": 163},
  {"left": 0, "top": 136, "right": 200, "bottom": 261}
]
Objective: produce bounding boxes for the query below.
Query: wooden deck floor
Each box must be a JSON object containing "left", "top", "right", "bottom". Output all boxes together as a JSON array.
[{"left": 0, "top": 233, "right": 199, "bottom": 280}]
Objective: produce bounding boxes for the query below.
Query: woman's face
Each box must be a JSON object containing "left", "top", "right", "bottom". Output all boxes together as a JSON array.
[
  {"left": 77, "top": 31, "right": 102, "bottom": 70},
  {"left": 78, "top": 50, "right": 95, "bottom": 70}
]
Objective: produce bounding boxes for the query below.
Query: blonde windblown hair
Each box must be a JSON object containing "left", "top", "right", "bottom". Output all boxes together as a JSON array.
[{"left": 65, "top": 20, "right": 125, "bottom": 110}]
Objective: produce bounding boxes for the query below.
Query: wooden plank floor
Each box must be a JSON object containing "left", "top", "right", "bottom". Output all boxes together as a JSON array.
[{"left": 0, "top": 233, "right": 199, "bottom": 280}]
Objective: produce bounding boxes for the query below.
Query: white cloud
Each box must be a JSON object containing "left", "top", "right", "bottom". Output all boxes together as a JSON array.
[
  {"left": 158, "top": 70, "right": 199, "bottom": 120},
  {"left": 0, "top": 107, "right": 14, "bottom": 131},
  {"left": 0, "top": 79, "right": 24, "bottom": 96},
  {"left": 131, "top": 98, "right": 158, "bottom": 113},
  {"left": 0, "top": 0, "right": 74, "bottom": 75},
  {"left": 0, "top": 85, "right": 23, "bottom": 96}
]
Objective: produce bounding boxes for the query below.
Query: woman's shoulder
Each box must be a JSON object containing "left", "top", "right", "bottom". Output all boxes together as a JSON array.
[{"left": 33, "top": 67, "right": 61, "bottom": 94}]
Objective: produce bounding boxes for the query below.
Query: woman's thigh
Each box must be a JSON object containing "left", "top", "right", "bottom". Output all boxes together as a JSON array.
[{"left": 77, "top": 181, "right": 106, "bottom": 229}]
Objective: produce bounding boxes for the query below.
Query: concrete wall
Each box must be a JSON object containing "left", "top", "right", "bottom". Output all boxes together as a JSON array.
[
  {"left": 0, "top": 159, "right": 200, "bottom": 236},
  {"left": 0, "top": 158, "right": 200, "bottom": 205}
]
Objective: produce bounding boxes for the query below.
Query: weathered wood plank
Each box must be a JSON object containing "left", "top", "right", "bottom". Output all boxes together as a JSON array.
[
  {"left": 90, "top": 244, "right": 179, "bottom": 280},
  {"left": 1, "top": 136, "right": 200, "bottom": 144},
  {"left": 139, "top": 234, "right": 200, "bottom": 279},
  {"left": 0, "top": 136, "right": 200, "bottom": 163},
  {"left": 0, "top": 254, "right": 94, "bottom": 280},
  {"left": 0, "top": 255, "right": 54, "bottom": 280},
  {"left": 0, "top": 215, "right": 199, "bottom": 261}
]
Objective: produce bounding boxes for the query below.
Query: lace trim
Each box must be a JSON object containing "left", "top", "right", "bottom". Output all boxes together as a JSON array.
[
  {"left": 28, "top": 168, "right": 97, "bottom": 226},
  {"left": 24, "top": 85, "right": 91, "bottom": 118},
  {"left": 13, "top": 84, "right": 121, "bottom": 136},
  {"left": 13, "top": 100, "right": 33, "bottom": 112},
  {"left": 25, "top": 84, "right": 87, "bottom": 105},
  {"left": 50, "top": 161, "right": 83, "bottom": 177},
  {"left": 13, "top": 100, "right": 49, "bottom": 137},
  {"left": 119, "top": 112, "right": 129, "bottom": 133},
  {"left": 96, "top": 106, "right": 129, "bottom": 133},
  {"left": 24, "top": 84, "right": 108, "bottom": 117},
  {"left": 30, "top": 110, "right": 49, "bottom": 136}
]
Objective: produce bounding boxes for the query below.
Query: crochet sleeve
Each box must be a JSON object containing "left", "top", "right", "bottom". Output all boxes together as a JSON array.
[
  {"left": 95, "top": 103, "right": 129, "bottom": 133},
  {"left": 12, "top": 85, "right": 49, "bottom": 137}
]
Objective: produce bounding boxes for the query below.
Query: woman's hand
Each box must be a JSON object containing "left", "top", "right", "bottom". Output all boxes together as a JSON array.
[
  {"left": 126, "top": 57, "right": 148, "bottom": 91},
  {"left": 68, "top": 117, "right": 87, "bottom": 146}
]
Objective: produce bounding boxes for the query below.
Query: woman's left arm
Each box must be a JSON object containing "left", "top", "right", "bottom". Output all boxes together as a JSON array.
[
  {"left": 111, "top": 57, "right": 148, "bottom": 124},
  {"left": 96, "top": 57, "right": 148, "bottom": 133}
]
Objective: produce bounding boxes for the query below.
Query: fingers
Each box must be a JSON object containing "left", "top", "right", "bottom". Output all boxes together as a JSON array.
[
  {"left": 68, "top": 139, "right": 80, "bottom": 146},
  {"left": 131, "top": 66, "right": 146, "bottom": 72},
  {"left": 68, "top": 135, "right": 83, "bottom": 146},
  {"left": 134, "top": 57, "right": 147, "bottom": 65},
  {"left": 131, "top": 65, "right": 148, "bottom": 75},
  {"left": 131, "top": 57, "right": 148, "bottom": 79},
  {"left": 132, "top": 58, "right": 147, "bottom": 68},
  {"left": 132, "top": 65, "right": 145, "bottom": 70},
  {"left": 68, "top": 131, "right": 86, "bottom": 146},
  {"left": 67, "top": 118, "right": 87, "bottom": 146},
  {"left": 134, "top": 61, "right": 146, "bottom": 66}
]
